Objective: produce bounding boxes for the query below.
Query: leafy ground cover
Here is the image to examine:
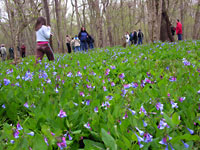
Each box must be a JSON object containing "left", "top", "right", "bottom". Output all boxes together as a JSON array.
[{"left": 0, "top": 41, "right": 200, "bottom": 150}]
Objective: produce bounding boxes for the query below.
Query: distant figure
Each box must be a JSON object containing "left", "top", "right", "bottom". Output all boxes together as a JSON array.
[
  {"left": 138, "top": 29, "right": 144, "bottom": 45},
  {"left": 129, "top": 32, "right": 134, "bottom": 45},
  {"left": 0, "top": 44, "right": 7, "bottom": 61},
  {"left": 87, "top": 35, "right": 94, "bottom": 49},
  {"left": 9, "top": 47, "right": 14, "bottom": 59},
  {"left": 35, "top": 16, "right": 54, "bottom": 62},
  {"left": 66, "top": 35, "right": 72, "bottom": 53},
  {"left": 176, "top": 19, "right": 183, "bottom": 41},
  {"left": 133, "top": 30, "right": 138, "bottom": 45},
  {"left": 21, "top": 43, "right": 26, "bottom": 58},
  {"left": 78, "top": 27, "right": 89, "bottom": 52},
  {"left": 171, "top": 26, "right": 176, "bottom": 36},
  {"left": 125, "top": 32, "right": 130, "bottom": 46},
  {"left": 71, "top": 35, "right": 80, "bottom": 52}
]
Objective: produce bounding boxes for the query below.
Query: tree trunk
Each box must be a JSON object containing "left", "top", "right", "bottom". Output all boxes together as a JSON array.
[
  {"left": 160, "top": 0, "right": 175, "bottom": 42},
  {"left": 193, "top": 0, "right": 200, "bottom": 39},
  {"left": 55, "top": 0, "right": 64, "bottom": 53},
  {"left": 43, "top": 0, "right": 53, "bottom": 50}
]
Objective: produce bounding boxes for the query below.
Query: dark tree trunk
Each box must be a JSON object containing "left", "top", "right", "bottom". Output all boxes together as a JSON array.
[{"left": 160, "top": 0, "right": 175, "bottom": 42}]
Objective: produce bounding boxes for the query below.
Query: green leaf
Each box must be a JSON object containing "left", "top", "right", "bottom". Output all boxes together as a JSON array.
[
  {"left": 32, "top": 134, "right": 48, "bottom": 150},
  {"left": 171, "top": 134, "right": 200, "bottom": 144},
  {"left": 172, "top": 112, "right": 181, "bottom": 125},
  {"left": 84, "top": 139, "right": 105, "bottom": 150},
  {"left": 101, "top": 128, "right": 117, "bottom": 150},
  {"left": 163, "top": 112, "right": 176, "bottom": 128}
]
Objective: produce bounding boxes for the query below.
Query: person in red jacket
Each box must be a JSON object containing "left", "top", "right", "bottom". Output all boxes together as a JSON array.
[
  {"left": 176, "top": 19, "right": 183, "bottom": 41},
  {"left": 21, "top": 43, "right": 26, "bottom": 58}
]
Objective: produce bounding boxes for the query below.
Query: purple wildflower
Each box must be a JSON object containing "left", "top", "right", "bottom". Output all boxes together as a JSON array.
[
  {"left": 51, "top": 132, "right": 55, "bottom": 136},
  {"left": 84, "top": 122, "right": 91, "bottom": 130},
  {"left": 181, "top": 140, "right": 189, "bottom": 148},
  {"left": 123, "top": 84, "right": 131, "bottom": 89},
  {"left": 179, "top": 97, "right": 185, "bottom": 102},
  {"left": 103, "top": 86, "right": 107, "bottom": 91},
  {"left": 139, "top": 105, "right": 147, "bottom": 115},
  {"left": 68, "top": 134, "right": 73, "bottom": 141},
  {"left": 24, "top": 102, "right": 29, "bottom": 108},
  {"left": 169, "top": 76, "right": 176, "bottom": 82},
  {"left": 17, "top": 123, "right": 23, "bottom": 130},
  {"left": 159, "top": 137, "right": 167, "bottom": 145},
  {"left": 4, "top": 79, "right": 10, "bottom": 85},
  {"left": 143, "top": 120, "right": 148, "bottom": 127},
  {"left": 119, "top": 73, "right": 125, "bottom": 79},
  {"left": 94, "top": 107, "right": 98, "bottom": 113},
  {"left": 197, "top": 90, "right": 200, "bottom": 94},
  {"left": 58, "top": 109, "right": 67, "bottom": 118},
  {"left": 136, "top": 127, "right": 144, "bottom": 136},
  {"left": 106, "top": 95, "right": 113, "bottom": 100},
  {"left": 128, "top": 109, "right": 136, "bottom": 115},
  {"left": 10, "top": 140, "right": 15, "bottom": 144},
  {"left": 2, "top": 104, "right": 6, "bottom": 109},
  {"left": 80, "top": 92, "right": 85, "bottom": 97},
  {"left": 131, "top": 82, "right": 138, "bottom": 88},
  {"left": 135, "top": 133, "right": 144, "bottom": 142},
  {"left": 144, "top": 133, "right": 153, "bottom": 143},
  {"left": 111, "top": 82, "right": 115, "bottom": 86},
  {"left": 158, "top": 119, "right": 169, "bottom": 129},
  {"left": 170, "top": 101, "right": 178, "bottom": 108},
  {"left": 44, "top": 137, "right": 49, "bottom": 146},
  {"left": 156, "top": 102, "right": 164, "bottom": 114},
  {"left": 76, "top": 71, "right": 82, "bottom": 77},
  {"left": 57, "top": 137, "right": 67, "bottom": 150},
  {"left": 13, "top": 130, "right": 19, "bottom": 139},
  {"left": 110, "top": 65, "right": 116, "bottom": 69},
  {"left": 105, "top": 69, "right": 110, "bottom": 76},
  {"left": 27, "top": 132, "right": 34, "bottom": 136},
  {"left": 187, "top": 128, "right": 194, "bottom": 134},
  {"left": 122, "top": 112, "right": 128, "bottom": 119},
  {"left": 182, "top": 58, "right": 191, "bottom": 66},
  {"left": 67, "top": 72, "right": 72, "bottom": 77}
]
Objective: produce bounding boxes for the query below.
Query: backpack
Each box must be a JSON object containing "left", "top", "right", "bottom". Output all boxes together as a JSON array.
[
  {"left": 80, "top": 32, "right": 88, "bottom": 42},
  {"left": 129, "top": 33, "right": 134, "bottom": 41},
  {"left": 138, "top": 31, "right": 143, "bottom": 38}
]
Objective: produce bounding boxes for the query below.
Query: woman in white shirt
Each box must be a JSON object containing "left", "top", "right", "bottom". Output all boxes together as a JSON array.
[{"left": 35, "top": 17, "right": 54, "bottom": 62}]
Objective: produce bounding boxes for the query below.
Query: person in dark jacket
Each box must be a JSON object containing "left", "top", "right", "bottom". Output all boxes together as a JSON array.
[
  {"left": 21, "top": 43, "right": 26, "bottom": 58},
  {"left": 78, "top": 27, "right": 89, "bottom": 52},
  {"left": 138, "top": 29, "right": 144, "bottom": 45},
  {"left": 9, "top": 47, "right": 14, "bottom": 59},
  {"left": 87, "top": 35, "right": 94, "bottom": 49},
  {"left": 133, "top": 30, "right": 138, "bottom": 45},
  {"left": 129, "top": 32, "right": 134, "bottom": 45}
]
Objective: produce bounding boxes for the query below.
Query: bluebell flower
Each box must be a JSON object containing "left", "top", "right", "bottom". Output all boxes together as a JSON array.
[
  {"left": 84, "top": 122, "right": 91, "bottom": 130},
  {"left": 13, "top": 130, "right": 19, "bottom": 139},
  {"left": 27, "top": 132, "right": 34, "bottom": 136},
  {"left": 4, "top": 79, "right": 10, "bottom": 85},
  {"left": 44, "top": 137, "right": 49, "bottom": 146},
  {"left": 2, "top": 104, "right": 6, "bottom": 109},
  {"left": 58, "top": 110, "right": 67, "bottom": 118},
  {"left": 187, "top": 128, "right": 194, "bottom": 134},
  {"left": 24, "top": 102, "right": 29, "bottom": 108},
  {"left": 17, "top": 123, "right": 23, "bottom": 130},
  {"left": 135, "top": 127, "right": 144, "bottom": 136},
  {"left": 143, "top": 120, "right": 148, "bottom": 127},
  {"left": 57, "top": 137, "right": 67, "bottom": 149},
  {"left": 181, "top": 140, "right": 189, "bottom": 148},
  {"left": 10, "top": 140, "right": 15, "bottom": 144}
]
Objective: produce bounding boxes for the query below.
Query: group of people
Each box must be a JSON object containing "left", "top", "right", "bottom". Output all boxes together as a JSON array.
[
  {"left": 0, "top": 44, "right": 26, "bottom": 61},
  {"left": 171, "top": 19, "right": 183, "bottom": 41},
  {"left": 124, "top": 29, "right": 144, "bottom": 46},
  {"left": 66, "top": 27, "right": 94, "bottom": 53}
]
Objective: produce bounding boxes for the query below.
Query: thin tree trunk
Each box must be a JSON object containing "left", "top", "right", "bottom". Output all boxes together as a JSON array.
[{"left": 193, "top": 0, "right": 200, "bottom": 39}]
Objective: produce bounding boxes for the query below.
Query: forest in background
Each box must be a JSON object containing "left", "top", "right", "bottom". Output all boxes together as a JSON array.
[{"left": 0, "top": 0, "right": 199, "bottom": 56}]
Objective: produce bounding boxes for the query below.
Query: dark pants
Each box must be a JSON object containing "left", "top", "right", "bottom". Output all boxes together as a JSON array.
[
  {"left": 66, "top": 43, "right": 71, "bottom": 53},
  {"left": 134, "top": 40, "right": 137, "bottom": 45},
  {"left": 22, "top": 52, "right": 26, "bottom": 58},
  {"left": 81, "top": 41, "right": 88, "bottom": 52},
  {"left": 138, "top": 38, "right": 143, "bottom": 45},
  {"left": 89, "top": 43, "right": 94, "bottom": 49},
  {"left": 178, "top": 34, "right": 182, "bottom": 41},
  {"left": 36, "top": 43, "right": 54, "bottom": 62}
]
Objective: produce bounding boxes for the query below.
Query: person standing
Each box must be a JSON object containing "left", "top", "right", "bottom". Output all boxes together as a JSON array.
[
  {"left": 176, "top": 19, "right": 183, "bottom": 41},
  {"left": 35, "top": 16, "right": 54, "bottom": 62},
  {"left": 133, "top": 30, "right": 138, "bottom": 45},
  {"left": 9, "top": 47, "right": 14, "bottom": 59},
  {"left": 21, "top": 43, "right": 26, "bottom": 58},
  {"left": 87, "top": 34, "right": 94, "bottom": 50},
  {"left": 0, "top": 44, "right": 7, "bottom": 61},
  {"left": 78, "top": 27, "right": 89, "bottom": 52},
  {"left": 125, "top": 32, "right": 130, "bottom": 46},
  {"left": 66, "top": 35, "right": 72, "bottom": 53},
  {"left": 71, "top": 35, "right": 80, "bottom": 52},
  {"left": 129, "top": 32, "right": 134, "bottom": 45},
  {"left": 138, "top": 29, "right": 144, "bottom": 45}
]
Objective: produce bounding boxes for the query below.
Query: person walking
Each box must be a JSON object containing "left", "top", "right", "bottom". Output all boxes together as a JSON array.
[
  {"left": 138, "top": 29, "right": 144, "bottom": 45},
  {"left": 0, "top": 44, "right": 7, "bottom": 61},
  {"left": 66, "top": 35, "right": 72, "bottom": 53},
  {"left": 133, "top": 30, "right": 138, "bottom": 45},
  {"left": 9, "top": 47, "right": 14, "bottom": 59},
  {"left": 71, "top": 35, "right": 80, "bottom": 52},
  {"left": 176, "top": 19, "right": 183, "bottom": 41},
  {"left": 78, "top": 27, "right": 89, "bottom": 52},
  {"left": 35, "top": 16, "right": 54, "bottom": 62},
  {"left": 21, "top": 43, "right": 26, "bottom": 58},
  {"left": 125, "top": 32, "right": 130, "bottom": 47},
  {"left": 87, "top": 34, "right": 94, "bottom": 50},
  {"left": 129, "top": 32, "right": 134, "bottom": 45}
]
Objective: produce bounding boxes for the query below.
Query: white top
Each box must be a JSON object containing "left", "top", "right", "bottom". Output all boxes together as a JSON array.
[
  {"left": 0, "top": 47, "right": 6, "bottom": 54},
  {"left": 125, "top": 34, "right": 130, "bottom": 43},
  {"left": 36, "top": 25, "right": 51, "bottom": 42}
]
